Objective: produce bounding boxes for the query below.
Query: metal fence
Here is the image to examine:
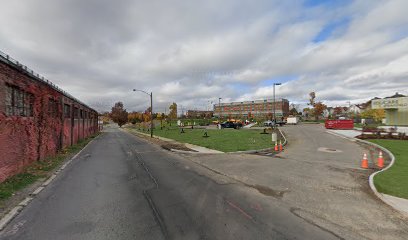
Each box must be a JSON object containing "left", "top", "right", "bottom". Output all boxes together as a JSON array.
[{"left": 0, "top": 50, "right": 92, "bottom": 110}]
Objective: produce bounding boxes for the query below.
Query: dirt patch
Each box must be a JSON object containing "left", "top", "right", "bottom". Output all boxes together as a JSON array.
[
  {"left": 327, "top": 166, "right": 384, "bottom": 203},
  {"left": 246, "top": 184, "right": 288, "bottom": 198},
  {"left": 161, "top": 143, "right": 197, "bottom": 152}
]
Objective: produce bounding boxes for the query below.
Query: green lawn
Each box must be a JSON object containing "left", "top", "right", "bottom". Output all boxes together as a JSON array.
[
  {"left": 128, "top": 126, "right": 279, "bottom": 152},
  {"left": 368, "top": 139, "right": 408, "bottom": 199}
]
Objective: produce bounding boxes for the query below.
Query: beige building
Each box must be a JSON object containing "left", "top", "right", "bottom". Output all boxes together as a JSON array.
[{"left": 372, "top": 94, "right": 408, "bottom": 126}]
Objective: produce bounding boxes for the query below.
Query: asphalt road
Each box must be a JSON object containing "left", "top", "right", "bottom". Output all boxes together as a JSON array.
[
  {"left": 184, "top": 124, "right": 408, "bottom": 240},
  {"left": 1, "top": 125, "right": 341, "bottom": 240}
]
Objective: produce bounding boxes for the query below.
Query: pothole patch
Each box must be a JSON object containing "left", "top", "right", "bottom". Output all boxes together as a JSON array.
[
  {"left": 246, "top": 184, "right": 288, "bottom": 198},
  {"left": 318, "top": 147, "right": 343, "bottom": 153}
]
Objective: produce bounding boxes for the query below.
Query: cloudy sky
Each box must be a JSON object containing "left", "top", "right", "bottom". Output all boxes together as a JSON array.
[{"left": 1, "top": 0, "right": 407, "bottom": 112}]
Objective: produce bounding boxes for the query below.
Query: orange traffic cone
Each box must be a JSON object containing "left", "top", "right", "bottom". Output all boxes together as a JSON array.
[
  {"left": 361, "top": 153, "right": 369, "bottom": 169},
  {"left": 377, "top": 151, "right": 384, "bottom": 168},
  {"left": 274, "top": 141, "right": 279, "bottom": 151},
  {"left": 279, "top": 140, "right": 283, "bottom": 151}
]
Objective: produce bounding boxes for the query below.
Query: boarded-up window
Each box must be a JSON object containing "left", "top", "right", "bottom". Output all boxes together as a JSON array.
[
  {"left": 64, "top": 104, "right": 71, "bottom": 118},
  {"left": 74, "top": 107, "right": 79, "bottom": 119},
  {"left": 5, "top": 85, "right": 33, "bottom": 117},
  {"left": 48, "top": 98, "right": 59, "bottom": 117}
]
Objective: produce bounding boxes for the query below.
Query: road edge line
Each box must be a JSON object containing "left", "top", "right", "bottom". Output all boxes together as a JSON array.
[{"left": 325, "top": 130, "right": 407, "bottom": 217}]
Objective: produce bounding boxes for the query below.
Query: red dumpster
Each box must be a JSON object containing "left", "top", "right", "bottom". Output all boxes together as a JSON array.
[{"left": 325, "top": 120, "right": 354, "bottom": 129}]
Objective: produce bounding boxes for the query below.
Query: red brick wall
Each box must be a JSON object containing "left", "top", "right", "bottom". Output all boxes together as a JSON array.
[{"left": 0, "top": 59, "right": 98, "bottom": 183}]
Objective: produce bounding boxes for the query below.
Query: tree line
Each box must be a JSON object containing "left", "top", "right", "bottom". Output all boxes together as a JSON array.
[{"left": 109, "top": 102, "right": 178, "bottom": 127}]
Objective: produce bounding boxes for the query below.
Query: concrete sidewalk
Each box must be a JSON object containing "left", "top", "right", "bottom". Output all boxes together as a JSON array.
[
  {"left": 326, "top": 129, "right": 362, "bottom": 138},
  {"left": 242, "top": 123, "right": 256, "bottom": 128}
]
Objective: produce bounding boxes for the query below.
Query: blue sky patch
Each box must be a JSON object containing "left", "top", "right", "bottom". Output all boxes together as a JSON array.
[
  {"left": 303, "top": 0, "right": 351, "bottom": 8},
  {"left": 313, "top": 17, "right": 350, "bottom": 42}
]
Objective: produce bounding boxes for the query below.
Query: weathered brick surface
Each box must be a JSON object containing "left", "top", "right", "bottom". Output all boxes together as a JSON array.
[{"left": 0, "top": 58, "right": 98, "bottom": 182}]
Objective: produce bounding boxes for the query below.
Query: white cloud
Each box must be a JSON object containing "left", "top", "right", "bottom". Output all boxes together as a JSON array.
[{"left": 0, "top": 0, "right": 407, "bottom": 112}]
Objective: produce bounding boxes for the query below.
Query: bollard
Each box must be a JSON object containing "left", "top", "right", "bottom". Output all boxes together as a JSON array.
[
  {"left": 271, "top": 132, "right": 277, "bottom": 142},
  {"left": 274, "top": 141, "right": 279, "bottom": 151},
  {"left": 361, "top": 153, "right": 369, "bottom": 169},
  {"left": 377, "top": 151, "right": 384, "bottom": 168}
]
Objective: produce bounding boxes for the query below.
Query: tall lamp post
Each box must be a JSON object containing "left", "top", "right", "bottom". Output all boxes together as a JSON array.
[
  {"left": 133, "top": 89, "right": 153, "bottom": 138},
  {"left": 218, "top": 97, "right": 222, "bottom": 122},
  {"left": 273, "top": 83, "right": 282, "bottom": 124}
]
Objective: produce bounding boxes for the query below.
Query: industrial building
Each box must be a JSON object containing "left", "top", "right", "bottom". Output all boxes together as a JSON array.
[
  {"left": 213, "top": 98, "right": 289, "bottom": 119},
  {"left": 372, "top": 93, "right": 408, "bottom": 126},
  {"left": 0, "top": 50, "right": 99, "bottom": 182}
]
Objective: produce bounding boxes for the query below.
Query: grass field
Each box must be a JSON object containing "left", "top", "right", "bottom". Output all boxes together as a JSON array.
[
  {"left": 368, "top": 139, "right": 408, "bottom": 199},
  {"left": 128, "top": 126, "right": 279, "bottom": 152}
]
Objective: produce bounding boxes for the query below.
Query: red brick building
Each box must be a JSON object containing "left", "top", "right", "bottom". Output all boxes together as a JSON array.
[
  {"left": 213, "top": 98, "right": 290, "bottom": 119},
  {"left": 186, "top": 110, "right": 213, "bottom": 118},
  {"left": 0, "top": 51, "right": 98, "bottom": 182}
]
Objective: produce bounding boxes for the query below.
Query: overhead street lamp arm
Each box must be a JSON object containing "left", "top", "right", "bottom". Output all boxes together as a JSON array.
[{"left": 133, "top": 89, "right": 151, "bottom": 96}]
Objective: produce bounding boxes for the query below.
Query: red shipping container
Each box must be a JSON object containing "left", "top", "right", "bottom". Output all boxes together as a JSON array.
[{"left": 325, "top": 120, "right": 354, "bottom": 129}]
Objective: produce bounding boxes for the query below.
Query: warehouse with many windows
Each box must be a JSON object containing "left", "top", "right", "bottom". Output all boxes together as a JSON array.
[
  {"left": 0, "top": 51, "right": 99, "bottom": 182},
  {"left": 213, "top": 98, "right": 290, "bottom": 119}
]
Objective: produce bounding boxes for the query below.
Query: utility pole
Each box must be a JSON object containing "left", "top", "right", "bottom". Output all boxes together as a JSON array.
[
  {"left": 273, "top": 83, "right": 282, "bottom": 124},
  {"left": 218, "top": 97, "right": 222, "bottom": 122}
]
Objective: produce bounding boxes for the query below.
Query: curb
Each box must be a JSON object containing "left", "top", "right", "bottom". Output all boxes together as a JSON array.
[
  {"left": 0, "top": 134, "right": 101, "bottom": 231},
  {"left": 325, "top": 130, "right": 407, "bottom": 217}
]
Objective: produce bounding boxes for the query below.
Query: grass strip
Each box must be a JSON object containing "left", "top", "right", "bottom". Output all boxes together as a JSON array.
[{"left": 368, "top": 139, "right": 408, "bottom": 199}]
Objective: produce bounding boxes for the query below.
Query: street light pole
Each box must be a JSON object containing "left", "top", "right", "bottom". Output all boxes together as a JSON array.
[
  {"left": 133, "top": 89, "right": 153, "bottom": 138},
  {"left": 273, "top": 83, "right": 282, "bottom": 123},
  {"left": 150, "top": 92, "right": 153, "bottom": 138},
  {"left": 218, "top": 97, "right": 222, "bottom": 122}
]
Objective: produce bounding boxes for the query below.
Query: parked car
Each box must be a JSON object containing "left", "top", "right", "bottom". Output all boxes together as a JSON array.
[
  {"left": 264, "top": 120, "right": 274, "bottom": 126},
  {"left": 220, "top": 121, "right": 242, "bottom": 129}
]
